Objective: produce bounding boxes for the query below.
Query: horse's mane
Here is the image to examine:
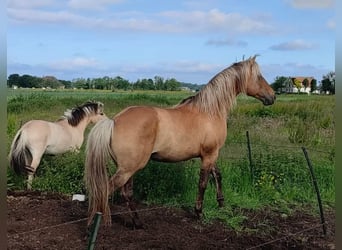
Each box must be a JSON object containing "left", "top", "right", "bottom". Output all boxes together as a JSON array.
[
  {"left": 176, "top": 55, "right": 261, "bottom": 118},
  {"left": 61, "top": 101, "right": 104, "bottom": 127}
]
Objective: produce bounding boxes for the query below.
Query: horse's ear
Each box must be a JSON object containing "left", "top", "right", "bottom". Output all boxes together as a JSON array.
[{"left": 251, "top": 54, "right": 260, "bottom": 62}]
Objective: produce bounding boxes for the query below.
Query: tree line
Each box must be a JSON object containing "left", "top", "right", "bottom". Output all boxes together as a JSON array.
[
  {"left": 8, "top": 71, "right": 335, "bottom": 94},
  {"left": 7, "top": 74, "right": 201, "bottom": 91}
]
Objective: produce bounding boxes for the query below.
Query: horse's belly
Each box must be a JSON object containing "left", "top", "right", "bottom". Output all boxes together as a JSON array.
[
  {"left": 45, "top": 143, "right": 77, "bottom": 155},
  {"left": 150, "top": 150, "right": 199, "bottom": 163},
  {"left": 45, "top": 145, "right": 69, "bottom": 155}
]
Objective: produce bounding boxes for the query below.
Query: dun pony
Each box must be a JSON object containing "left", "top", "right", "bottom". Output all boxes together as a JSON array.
[
  {"left": 9, "top": 100, "right": 106, "bottom": 189},
  {"left": 85, "top": 56, "right": 275, "bottom": 227}
]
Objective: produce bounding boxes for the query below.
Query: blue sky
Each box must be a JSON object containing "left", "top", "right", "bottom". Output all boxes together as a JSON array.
[{"left": 7, "top": 0, "right": 335, "bottom": 85}]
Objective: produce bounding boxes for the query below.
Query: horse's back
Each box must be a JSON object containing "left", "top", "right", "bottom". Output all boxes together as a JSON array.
[
  {"left": 21, "top": 120, "right": 73, "bottom": 154},
  {"left": 113, "top": 106, "right": 159, "bottom": 149},
  {"left": 20, "top": 120, "right": 51, "bottom": 139}
]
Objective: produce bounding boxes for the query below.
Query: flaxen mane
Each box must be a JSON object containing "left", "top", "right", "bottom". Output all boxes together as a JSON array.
[
  {"left": 176, "top": 56, "right": 261, "bottom": 118},
  {"left": 62, "top": 101, "right": 104, "bottom": 126}
]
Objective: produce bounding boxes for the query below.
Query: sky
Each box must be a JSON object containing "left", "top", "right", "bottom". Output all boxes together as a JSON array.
[{"left": 7, "top": 0, "right": 335, "bottom": 85}]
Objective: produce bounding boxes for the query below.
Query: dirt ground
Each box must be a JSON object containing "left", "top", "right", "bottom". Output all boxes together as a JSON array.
[{"left": 7, "top": 190, "right": 335, "bottom": 250}]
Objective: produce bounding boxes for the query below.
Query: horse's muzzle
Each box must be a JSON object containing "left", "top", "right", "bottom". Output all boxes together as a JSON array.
[{"left": 262, "top": 94, "right": 276, "bottom": 106}]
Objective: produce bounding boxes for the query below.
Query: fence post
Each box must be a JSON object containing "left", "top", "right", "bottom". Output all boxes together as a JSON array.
[
  {"left": 87, "top": 212, "right": 102, "bottom": 250},
  {"left": 302, "top": 147, "right": 327, "bottom": 236},
  {"left": 246, "top": 131, "right": 254, "bottom": 183}
]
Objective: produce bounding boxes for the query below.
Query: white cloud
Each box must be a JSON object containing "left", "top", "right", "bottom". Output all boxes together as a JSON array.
[
  {"left": 7, "top": 0, "right": 56, "bottom": 9},
  {"left": 206, "top": 38, "right": 248, "bottom": 47},
  {"left": 159, "top": 9, "right": 274, "bottom": 34},
  {"left": 47, "top": 57, "right": 99, "bottom": 71},
  {"left": 166, "top": 61, "right": 222, "bottom": 74},
  {"left": 270, "top": 39, "right": 317, "bottom": 51},
  {"left": 8, "top": 8, "right": 88, "bottom": 25},
  {"left": 288, "top": 0, "right": 334, "bottom": 9},
  {"left": 8, "top": 7, "right": 274, "bottom": 35},
  {"left": 67, "top": 0, "right": 123, "bottom": 11}
]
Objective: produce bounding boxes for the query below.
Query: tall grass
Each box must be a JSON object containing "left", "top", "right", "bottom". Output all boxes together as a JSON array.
[{"left": 7, "top": 90, "right": 335, "bottom": 229}]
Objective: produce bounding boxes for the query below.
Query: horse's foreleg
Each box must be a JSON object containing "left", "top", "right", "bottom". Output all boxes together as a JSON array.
[
  {"left": 211, "top": 165, "right": 224, "bottom": 207},
  {"left": 120, "top": 177, "right": 143, "bottom": 229},
  {"left": 195, "top": 168, "right": 210, "bottom": 218}
]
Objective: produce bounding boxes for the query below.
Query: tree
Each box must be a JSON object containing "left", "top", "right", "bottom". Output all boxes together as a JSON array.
[
  {"left": 154, "top": 76, "right": 164, "bottom": 90},
  {"left": 302, "top": 78, "right": 309, "bottom": 91},
  {"left": 321, "top": 71, "right": 335, "bottom": 94},
  {"left": 310, "top": 79, "right": 317, "bottom": 93},
  {"left": 112, "top": 76, "right": 130, "bottom": 90},
  {"left": 19, "top": 74, "right": 41, "bottom": 88},
  {"left": 73, "top": 78, "right": 87, "bottom": 89},
  {"left": 165, "top": 78, "right": 181, "bottom": 91},
  {"left": 42, "top": 76, "right": 63, "bottom": 88},
  {"left": 271, "top": 76, "right": 288, "bottom": 93},
  {"left": 7, "top": 74, "right": 20, "bottom": 87},
  {"left": 293, "top": 79, "right": 302, "bottom": 93}
]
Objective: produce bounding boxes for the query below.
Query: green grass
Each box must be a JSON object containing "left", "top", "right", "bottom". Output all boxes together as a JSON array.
[{"left": 7, "top": 89, "right": 335, "bottom": 230}]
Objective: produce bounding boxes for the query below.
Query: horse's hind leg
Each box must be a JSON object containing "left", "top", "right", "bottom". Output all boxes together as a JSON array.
[
  {"left": 211, "top": 164, "right": 224, "bottom": 207},
  {"left": 120, "top": 177, "right": 143, "bottom": 229},
  {"left": 108, "top": 169, "right": 139, "bottom": 225},
  {"left": 26, "top": 149, "right": 44, "bottom": 190}
]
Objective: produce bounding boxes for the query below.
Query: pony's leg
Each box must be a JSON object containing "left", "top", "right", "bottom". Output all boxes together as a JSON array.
[
  {"left": 211, "top": 164, "right": 224, "bottom": 207},
  {"left": 26, "top": 149, "right": 44, "bottom": 190},
  {"left": 120, "top": 177, "right": 143, "bottom": 229},
  {"left": 107, "top": 169, "right": 136, "bottom": 223},
  {"left": 195, "top": 168, "right": 211, "bottom": 218},
  {"left": 27, "top": 174, "right": 34, "bottom": 190},
  {"left": 195, "top": 152, "right": 219, "bottom": 218}
]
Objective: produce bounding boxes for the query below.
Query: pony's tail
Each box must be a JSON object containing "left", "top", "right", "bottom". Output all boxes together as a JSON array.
[
  {"left": 8, "top": 129, "right": 32, "bottom": 175},
  {"left": 85, "top": 118, "right": 114, "bottom": 226}
]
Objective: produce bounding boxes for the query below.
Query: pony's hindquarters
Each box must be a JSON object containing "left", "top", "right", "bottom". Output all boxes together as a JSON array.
[
  {"left": 85, "top": 118, "right": 115, "bottom": 226},
  {"left": 9, "top": 129, "right": 32, "bottom": 175}
]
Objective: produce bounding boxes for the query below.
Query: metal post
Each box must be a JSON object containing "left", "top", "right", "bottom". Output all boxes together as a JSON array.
[
  {"left": 302, "top": 147, "right": 327, "bottom": 236},
  {"left": 87, "top": 212, "right": 102, "bottom": 250},
  {"left": 246, "top": 131, "right": 254, "bottom": 183}
]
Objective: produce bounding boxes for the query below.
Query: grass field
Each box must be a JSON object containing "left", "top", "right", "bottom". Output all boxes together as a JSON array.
[{"left": 7, "top": 88, "right": 335, "bottom": 228}]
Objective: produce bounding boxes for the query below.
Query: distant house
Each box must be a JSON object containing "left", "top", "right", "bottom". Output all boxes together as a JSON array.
[{"left": 281, "top": 76, "right": 314, "bottom": 94}]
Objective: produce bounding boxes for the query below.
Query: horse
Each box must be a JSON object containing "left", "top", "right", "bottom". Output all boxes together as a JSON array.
[
  {"left": 9, "top": 100, "right": 106, "bottom": 190},
  {"left": 85, "top": 55, "right": 276, "bottom": 227}
]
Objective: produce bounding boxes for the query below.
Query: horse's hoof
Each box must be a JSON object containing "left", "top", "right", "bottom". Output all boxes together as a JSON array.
[{"left": 194, "top": 207, "right": 202, "bottom": 219}]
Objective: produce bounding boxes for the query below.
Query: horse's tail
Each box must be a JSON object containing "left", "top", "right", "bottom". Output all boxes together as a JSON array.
[
  {"left": 85, "top": 117, "right": 114, "bottom": 226},
  {"left": 8, "top": 129, "right": 32, "bottom": 175}
]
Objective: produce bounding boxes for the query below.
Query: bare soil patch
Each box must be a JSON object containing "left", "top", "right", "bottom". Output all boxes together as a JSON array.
[{"left": 7, "top": 191, "right": 335, "bottom": 249}]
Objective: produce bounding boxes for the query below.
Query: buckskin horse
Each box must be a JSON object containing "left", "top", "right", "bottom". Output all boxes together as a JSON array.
[
  {"left": 9, "top": 100, "right": 106, "bottom": 189},
  {"left": 85, "top": 56, "right": 276, "bottom": 227}
]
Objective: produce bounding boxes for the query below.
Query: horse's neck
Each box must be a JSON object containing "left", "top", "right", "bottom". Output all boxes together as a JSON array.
[
  {"left": 73, "top": 117, "right": 90, "bottom": 132},
  {"left": 56, "top": 118, "right": 90, "bottom": 145}
]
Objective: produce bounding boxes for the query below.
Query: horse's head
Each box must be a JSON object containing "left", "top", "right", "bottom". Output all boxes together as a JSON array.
[
  {"left": 89, "top": 102, "right": 107, "bottom": 124},
  {"left": 244, "top": 56, "right": 276, "bottom": 106}
]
